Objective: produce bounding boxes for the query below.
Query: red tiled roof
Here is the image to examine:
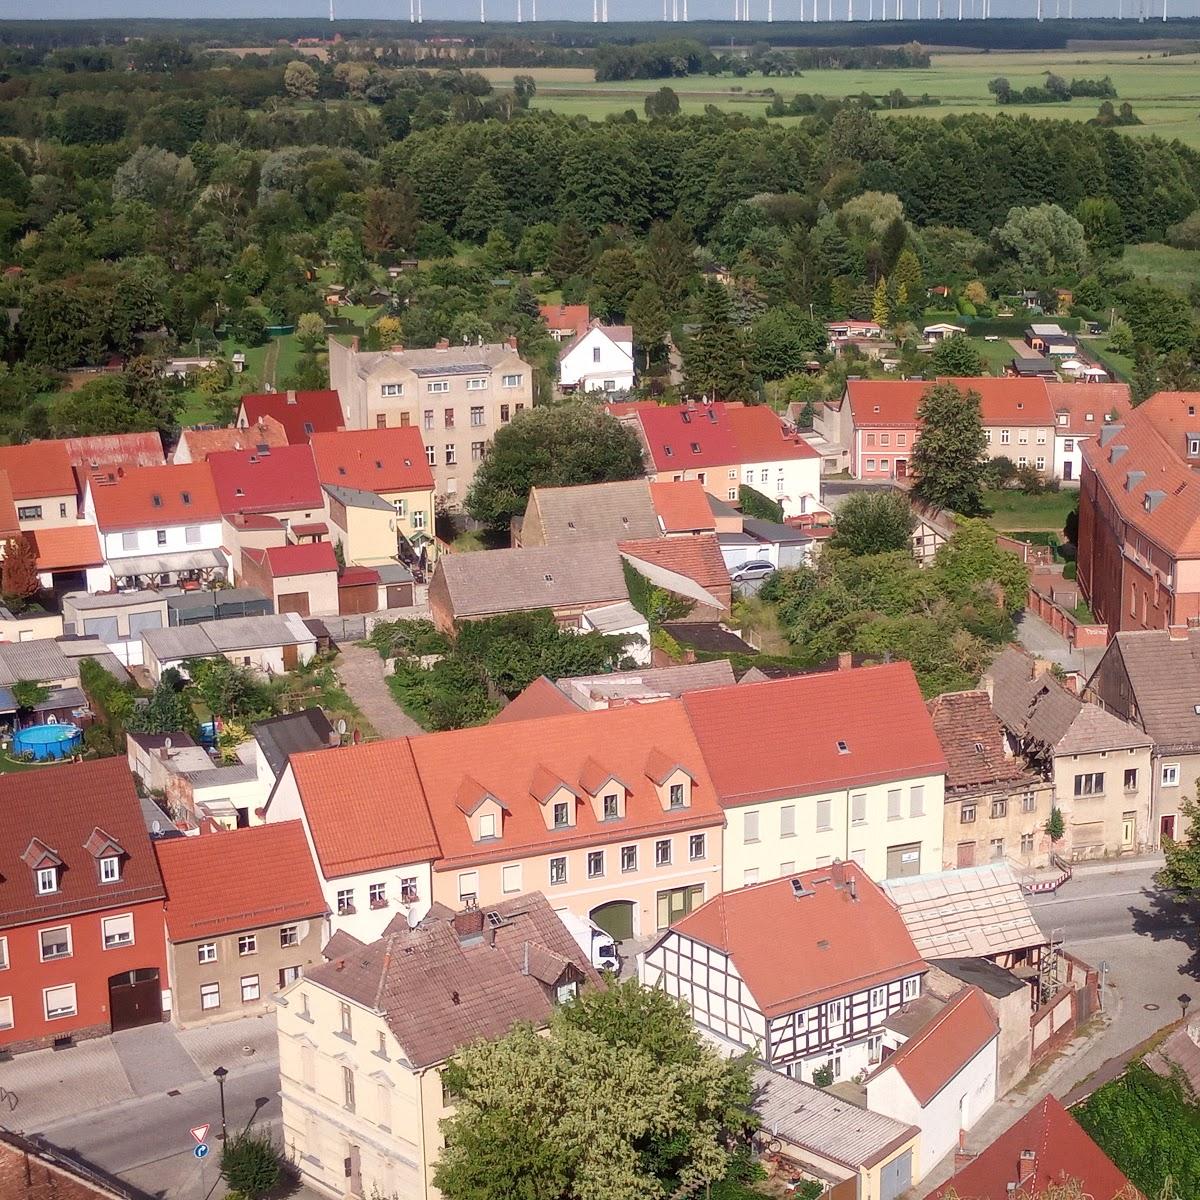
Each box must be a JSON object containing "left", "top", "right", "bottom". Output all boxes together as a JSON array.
[
  {"left": 0, "top": 442, "right": 76, "bottom": 500},
  {"left": 310, "top": 427, "right": 434, "bottom": 495},
  {"left": 291, "top": 522, "right": 328, "bottom": 537},
  {"left": 238, "top": 391, "right": 345, "bottom": 445},
  {"left": 927, "top": 691, "right": 1032, "bottom": 792},
  {"left": 931, "top": 1095, "right": 1138, "bottom": 1200},
  {"left": 634, "top": 403, "right": 743, "bottom": 472},
  {"left": 155, "top": 821, "right": 327, "bottom": 941},
  {"left": 339, "top": 566, "right": 380, "bottom": 587},
  {"left": 724, "top": 405, "right": 820, "bottom": 463},
  {"left": 411, "top": 701, "right": 723, "bottom": 869},
  {"left": 89, "top": 463, "right": 222, "bottom": 532},
  {"left": 246, "top": 541, "right": 338, "bottom": 578},
  {"left": 0, "top": 758, "right": 165, "bottom": 927},
  {"left": 619, "top": 534, "right": 731, "bottom": 601},
  {"left": 287, "top": 740, "right": 442, "bottom": 878},
  {"left": 63, "top": 433, "right": 165, "bottom": 475},
  {"left": 28, "top": 524, "right": 104, "bottom": 571},
  {"left": 1080, "top": 391, "right": 1200, "bottom": 557},
  {"left": 682, "top": 663, "right": 947, "bottom": 807},
  {"left": 668, "top": 864, "right": 925, "bottom": 1017},
  {"left": 176, "top": 418, "right": 288, "bottom": 462},
  {"left": 0, "top": 472, "right": 19, "bottom": 537},
  {"left": 208, "top": 445, "right": 324, "bottom": 516},
  {"left": 1045, "top": 382, "right": 1132, "bottom": 438},
  {"left": 539, "top": 303, "right": 590, "bottom": 338},
  {"left": 847, "top": 378, "right": 1055, "bottom": 429},
  {"left": 648, "top": 481, "right": 717, "bottom": 533},
  {"left": 873, "top": 986, "right": 998, "bottom": 1105},
  {"left": 490, "top": 676, "right": 579, "bottom": 725}
]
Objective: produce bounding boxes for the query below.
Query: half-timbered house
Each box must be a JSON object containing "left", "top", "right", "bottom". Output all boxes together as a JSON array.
[{"left": 641, "top": 861, "right": 927, "bottom": 1084}]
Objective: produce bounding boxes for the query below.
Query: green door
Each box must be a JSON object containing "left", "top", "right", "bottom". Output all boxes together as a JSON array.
[{"left": 590, "top": 900, "right": 635, "bottom": 941}]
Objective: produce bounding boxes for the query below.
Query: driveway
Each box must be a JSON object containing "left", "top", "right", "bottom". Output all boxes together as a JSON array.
[{"left": 334, "top": 642, "right": 423, "bottom": 738}]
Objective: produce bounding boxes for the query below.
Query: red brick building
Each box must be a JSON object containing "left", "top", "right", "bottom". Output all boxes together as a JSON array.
[
  {"left": 0, "top": 759, "right": 168, "bottom": 1053},
  {"left": 1077, "top": 391, "right": 1200, "bottom": 637}
]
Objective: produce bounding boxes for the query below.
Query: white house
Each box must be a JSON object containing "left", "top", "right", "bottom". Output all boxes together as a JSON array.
[
  {"left": 558, "top": 324, "right": 635, "bottom": 394},
  {"left": 579, "top": 600, "right": 651, "bottom": 665},
  {"left": 865, "top": 985, "right": 999, "bottom": 1177},
  {"left": 83, "top": 464, "right": 228, "bottom": 590},
  {"left": 263, "top": 741, "right": 441, "bottom": 944},
  {"left": 922, "top": 323, "right": 966, "bottom": 343},
  {"left": 640, "top": 863, "right": 927, "bottom": 1085},
  {"left": 1047, "top": 382, "right": 1133, "bottom": 484}
]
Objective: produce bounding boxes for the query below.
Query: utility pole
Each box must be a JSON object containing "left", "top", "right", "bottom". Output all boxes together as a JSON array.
[
  {"left": 768, "top": 0, "right": 773, "bottom": 19},
  {"left": 481, "top": 0, "right": 486, "bottom": 20},
  {"left": 516, "top": 0, "right": 522, "bottom": 22},
  {"left": 328, "top": 0, "right": 334, "bottom": 22}
]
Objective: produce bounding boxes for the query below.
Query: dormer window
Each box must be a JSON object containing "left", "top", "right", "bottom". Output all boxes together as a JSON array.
[
  {"left": 669, "top": 783, "right": 685, "bottom": 810},
  {"left": 479, "top": 812, "right": 496, "bottom": 839},
  {"left": 99, "top": 855, "right": 120, "bottom": 883},
  {"left": 1057, "top": 413, "right": 1069, "bottom": 425},
  {"left": 1190, "top": 439, "right": 1200, "bottom": 457},
  {"left": 603, "top": 793, "right": 619, "bottom": 820},
  {"left": 553, "top": 801, "right": 570, "bottom": 829},
  {"left": 181, "top": 492, "right": 191, "bottom": 505},
  {"left": 36, "top": 866, "right": 58, "bottom": 895}
]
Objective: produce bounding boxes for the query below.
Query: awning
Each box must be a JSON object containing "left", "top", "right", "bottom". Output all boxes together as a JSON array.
[{"left": 112, "top": 548, "right": 228, "bottom": 577}]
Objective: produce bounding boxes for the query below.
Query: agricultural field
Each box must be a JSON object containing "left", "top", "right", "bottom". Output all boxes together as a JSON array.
[
  {"left": 1120, "top": 240, "right": 1200, "bottom": 288},
  {"left": 478, "top": 49, "right": 1200, "bottom": 145}
]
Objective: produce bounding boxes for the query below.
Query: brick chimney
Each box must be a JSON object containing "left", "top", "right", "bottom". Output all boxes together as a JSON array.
[
  {"left": 830, "top": 860, "right": 845, "bottom": 887},
  {"left": 953, "top": 1130, "right": 975, "bottom": 1169},
  {"left": 350, "top": 335, "right": 360, "bottom": 352},
  {"left": 507, "top": 335, "right": 518, "bottom": 350},
  {"left": 435, "top": 338, "right": 450, "bottom": 351},
  {"left": 453, "top": 908, "right": 485, "bottom": 941},
  {"left": 1169, "top": 624, "right": 1189, "bottom": 641},
  {"left": 1017, "top": 1149, "right": 1036, "bottom": 1186},
  {"left": 837, "top": 651, "right": 853, "bottom": 671}
]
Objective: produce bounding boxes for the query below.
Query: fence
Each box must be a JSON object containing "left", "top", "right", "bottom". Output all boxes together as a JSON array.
[
  {"left": 322, "top": 606, "right": 431, "bottom": 644},
  {"left": 1026, "top": 581, "right": 1108, "bottom": 650}
]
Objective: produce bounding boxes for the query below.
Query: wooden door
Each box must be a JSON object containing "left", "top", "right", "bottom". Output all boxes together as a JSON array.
[
  {"left": 109, "top": 969, "right": 162, "bottom": 1032},
  {"left": 282, "top": 643, "right": 299, "bottom": 671},
  {"left": 277, "top": 591, "right": 310, "bottom": 617},
  {"left": 1121, "top": 812, "right": 1136, "bottom": 852},
  {"left": 956, "top": 841, "right": 976, "bottom": 869}
]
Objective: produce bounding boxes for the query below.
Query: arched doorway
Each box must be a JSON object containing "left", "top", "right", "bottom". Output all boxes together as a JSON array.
[{"left": 590, "top": 900, "right": 635, "bottom": 942}]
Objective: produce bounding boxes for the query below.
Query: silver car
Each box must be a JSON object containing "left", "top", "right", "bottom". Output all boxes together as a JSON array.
[{"left": 730, "top": 559, "right": 775, "bottom": 583}]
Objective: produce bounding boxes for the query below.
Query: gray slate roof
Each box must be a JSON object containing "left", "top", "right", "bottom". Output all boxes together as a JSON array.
[
  {"left": 304, "top": 892, "right": 601, "bottom": 1069},
  {"left": 525, "top": 479, "right": 659, "bottom": 545},
  {"left": 254, "top": 708, "right": 335, "bottom": 779},
  {"left": 323, "top": 482, "right": 394, "bottom": 512},
  {"left": 1103, "top": 629, "right": 1200, "bottom": 751},
  {"left": 143, "top": 613, "right": 315, "bottom": 661},
  {"left": 752, "top": 1066, "right": 917, "bottom": 1170},
  {"left": 352, "top": 343, "right": 519, "bottom": 380},
  {"left": 988, "top": 645, "right": 1148, "bottom": 755},
  {"left": 436, "top": 541, "right": 629, "bottom": 619},
  {"left": 0, "top": 638, "right": 128, "bottom": 687}
]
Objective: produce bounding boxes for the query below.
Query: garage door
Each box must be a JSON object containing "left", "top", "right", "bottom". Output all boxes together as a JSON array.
[
  {"left": 109, "top": 968, "right": 162, "bottom": 1032},
  {"left": 881, "top": 1149, "right": 912, "bottom": 1200},
  {"left": 278, "top": 591, "right": 310, "bottom": 617},
  {"left": 590, "top": 900, "right": 635, "bottom": 942},
  {"left": 886, "top": 842, "right": 922, "bottom": 879}
]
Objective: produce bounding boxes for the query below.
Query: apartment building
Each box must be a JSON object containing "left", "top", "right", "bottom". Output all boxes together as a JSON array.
[{"left": 327, "top": 336, "right": 534, "bottom": 505}]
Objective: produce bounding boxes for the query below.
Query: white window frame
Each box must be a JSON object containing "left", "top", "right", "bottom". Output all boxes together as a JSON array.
[
  {"left": 43, "top": 983, "right": 77, "bottom": 1021},
  {"left": 587, "top": 850, "right": 605, "bottom": 879},
  {"left": 198, "top": 942, "right": 217, "bottom": 964},
  {"left": 381, "top": 383, "right": 404, "bottom": 397},
  {"left": 655, "top": 838, "right": 672, "bottom": 867},
  {"left": 200, "top": 982, "right": 220, "bottom": 1011},
  {"left": 0, "top": 936, "right": 7, "bottom": 971},
  {"left": 1163, "top": 763, "right": 1181, "bottom": 787},
  {"left": 457, "top": 871, "right": 479, "bottom": 901},
  {"left": 0, "top": 996, "right": 11, "bottom": 1030},
  {"left": 241, "top": 975, "right": 260, "bottom": 1003},
  {"left": 549, "top": 856, "right": 567, "bottom": 886},
  {"left": 238, "top": 934, "right": 257, "bottom": 956},
  {"left": 502, "top": 374, "right": 522, "bottom": 388},
  {"left": 280, "top": 925, "right": 299, "bottom": 948},
  {"left": 426, "top": 380, "right": 449, "bottom": 394},
  {"left": 99, "top": 855, "right": 119, "bottom": 883},
  {"left": 903, "top": 976, "right": 920, "bottom": 1001},
  {"left": 39, "top": 925, "right": 72, "bottom": 962},
  {"left": 466, "top": 378, "right": 488, "bottom": 391},
  {"left": 689, "top": 833, "right": 705, "bottom": 861},
  {"left": 501, "top": 863, "right": 522, "bottom": 894},
  {"left": 36, "top": 866, "right": 58, "bottom": 895},
  {"left": 101, "top": 913, "right": 134, "bottom": 949}
]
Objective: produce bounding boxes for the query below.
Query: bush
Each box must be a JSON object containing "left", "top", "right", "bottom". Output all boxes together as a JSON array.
[
  {"left": 220, "top": 1132, "right": 281, "bottom": 1199},
  {"left": 739, "top": 484, "right": 784, "bottom": 523},
  {"left": 1016, "top": 464, "right": 1045, "bottom": 495},
  {"left": 811, "top": 1063, "right": 834, "bottom": 1087},
  {"left": 1063, "top": 561, "right": 1078, "bottom": 580}
]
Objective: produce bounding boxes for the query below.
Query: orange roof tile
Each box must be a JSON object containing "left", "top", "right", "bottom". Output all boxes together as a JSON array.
[
  {"left": 0, "top": 442, "right": 76, "bottom": 500},
  {"left": 208, "top": 445, "right": 324, "bottom": 516},
  {"left": 872, "top": 986, "right": 998, "bottom": 1105},
  {"left": 1044, "top": 382, "right": 1132, "bottom": 437},
  {"left": 410, "top": 701, "right": 723, "bottom": 869},
  {"left": 668, "top": 864, "right": 925, "bottom": 1016},
  {"left": 847, "top": 378, "right": 1055, "bottom": 429},
  {"left": 310, "top": 427, "right": 434, "bottom": 495},
  {"left": 0, "top": 472, "right": 19, "bottom": 537},
  {"left": 28, "top": 524, "right": 104, "bottom": 571},
  {"left": 724, "top": 404, "right": 820, "bottom": 463},
  {"left": 89, "top": 463, "right": 222, "bottom": 532},
  {"left": 177, "top": 418, "right": 288, "bottom": 462},
  {"left": 618, "top": 533, "right": 731, "bottom": 600},
  {"left": 649, "top": 481, "right": 717, "bottom": 533},
  {"left": 287, "top": 740, "right": 442, "bottom": 878},
  {"left": 155, "top": 821, "right": 327, "bottom": 941},
  {"left": 490, "top": 676, "right": 579, "bottom": 725},
  {"left": 682, "top": 663, "right": 947, "bottom": 807},
  {"left": 539, "top": 303, "right": 591, "bottom": 338},
  {"left": 931, "top": 1095, "right": 1139, "bottom": 1200}
]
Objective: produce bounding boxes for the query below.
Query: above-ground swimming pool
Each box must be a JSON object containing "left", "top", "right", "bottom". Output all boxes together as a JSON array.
[{"left": 12, "top": 723, "right": 83, "bottom": 761}]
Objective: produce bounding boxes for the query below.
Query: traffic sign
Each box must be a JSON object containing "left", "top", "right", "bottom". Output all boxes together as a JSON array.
[
  {"left": 194, "top": 1144, "right": 209, "bottom": 1160},
  {"left": 190, "top": 1124, "right": 210, "bottom": 1146}
]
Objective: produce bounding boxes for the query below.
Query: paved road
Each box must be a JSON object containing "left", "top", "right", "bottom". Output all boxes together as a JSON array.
[{"left": 334, "top": 641, "right": 423, "bottom": 738}]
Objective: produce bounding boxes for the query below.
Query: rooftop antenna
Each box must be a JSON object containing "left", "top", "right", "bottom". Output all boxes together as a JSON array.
[
  {"left": 516, "top": 0, "right": 522, "bottom": 21},
  {"left": 328, "top": 0, "right": 334, "bottom": 21},
  {"left": 481, "top": 0, "right": 486, "bottom": 19}
]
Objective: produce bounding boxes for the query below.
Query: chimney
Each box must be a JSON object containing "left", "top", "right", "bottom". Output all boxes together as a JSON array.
[
  {"left": 435, "top": 338, "right": 450, "bottom": 351},
  {"left": 390, "top": 343, "right": 405, "bottom": 353},
  {"left": 837, "top": 651, "right": 853, "bottom": 671},
  {"left": 327, "top": 731, "right": 342, "bottom": 748},
  {"left": 453, "top": 908, "right": 485, "bottom": 941},
  {"left": 286, "top": 391, "right": 297, "bottom": 405},
  {"left": 507, "top": 335, "right": 518, "bottom": 350},
  {"left": 350, "top": 335, "right": 360, "bottom": 352},
  {"left": 1017, "top": 1149, "right": 1036, "bottom": 1186},
  {"left": 830, "top": 860, "right": 845, "bottom": 887},
  {"left": 1169, "top": 624, "right": 1189, "bottom": 641},
  {"left": 848, "top": 874, "right": 858, "bottom": 901},
  {"left": 954, "top": 1131, "right": 975, "bottom": 1169}
]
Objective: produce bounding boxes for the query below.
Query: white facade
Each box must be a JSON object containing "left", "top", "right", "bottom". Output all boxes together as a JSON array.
[
  {"left": 266, "top": 764, "right": 435, "bottom": 943},
  {"left": 866, "top": 1029, "right": 998, "bottom": 1177},
  {"left": 559, "top": 327, "right": 635, "bottom": 393},
  {"left": 1054, "top": 430, "right": 1087, "bottom": 483},
  {"left": 642, "top": 930, "right": 924, "bottom": 1084},
  {"left": 740, "top": 455, "right": 823, "bottom": 520}
]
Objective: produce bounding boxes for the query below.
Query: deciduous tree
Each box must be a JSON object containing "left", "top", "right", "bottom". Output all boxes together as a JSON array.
[
  {"left": 911, "top": 382, "right": 988, "bottom": 516},
  {"left": 830, "top": 491, "right": 916, "bottom": 556},
  {"left": 929, "top": 333, "right": 986, "bottom": 377},
  {"left": 1, "top": 535, "right": 39, "bottom": 603}
]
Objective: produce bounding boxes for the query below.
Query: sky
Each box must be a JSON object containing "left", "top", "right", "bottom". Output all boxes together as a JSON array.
[{"left": 19, "top": 0, "right": 1185, "bottom": 21}]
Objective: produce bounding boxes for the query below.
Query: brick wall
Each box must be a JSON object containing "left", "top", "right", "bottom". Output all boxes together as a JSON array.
[{"left": 0, "top": 1133, "right": 131, "bottom": 1199}]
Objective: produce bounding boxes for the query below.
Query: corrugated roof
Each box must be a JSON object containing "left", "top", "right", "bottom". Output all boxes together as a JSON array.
[
  {"left": 668, "top": 864, "right": 925, "bottom": 1017},
  {"left": 556, "top": 660, "right": 737, "bottom": 709},
  {"left": 752, "top": 1066, "right": 917, "bottom": 1171},
  {"left": 682, "top": 663, "right": 946, "bottom": 807},
  {"left": 155, "top": 821, "right": 327, "bottom": 941},
  {"left": 883, "top": 864, "right": 1046, "bottom": 959},
  {"left": 143, "top": 614, "right": 314, "bottom": 661}
]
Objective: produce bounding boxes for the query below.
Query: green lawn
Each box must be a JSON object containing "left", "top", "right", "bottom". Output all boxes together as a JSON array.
[
  {"left": 983, "top": 488, "right": 1077, "bottom": 532},
  {"left": 970, "top": 336, "right": 1020, "bottom": 375},
  {"left": 1120, "top": 242, "right": 1200, "bottom": 290},
  {"left": 477, "top": 49, "right": 1200, "bottom": 147},
  {"left": 1088, "top": 334, "right": 1135, "bottom": 383}
]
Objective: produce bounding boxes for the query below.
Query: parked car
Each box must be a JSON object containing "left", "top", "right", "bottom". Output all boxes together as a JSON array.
[{"left": 730, "top": 559, "right": 776, "bottom": 582}]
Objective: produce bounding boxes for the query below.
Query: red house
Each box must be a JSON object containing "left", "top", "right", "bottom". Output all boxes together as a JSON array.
[{"left": 0, "top": 759, "right": 168, "bottom": 1054}]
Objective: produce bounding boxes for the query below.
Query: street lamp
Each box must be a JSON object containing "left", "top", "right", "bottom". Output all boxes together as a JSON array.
[{"left": 213, "top": 1066, "right": 229, "bottom": 1142}]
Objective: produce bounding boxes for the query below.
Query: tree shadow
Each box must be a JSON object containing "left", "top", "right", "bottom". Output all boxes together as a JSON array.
[{"left": 1127, "top": 886, "right": 1200, "bottom": 979}]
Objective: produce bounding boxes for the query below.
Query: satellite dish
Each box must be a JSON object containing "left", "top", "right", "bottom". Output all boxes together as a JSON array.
[
  {"left": 407, "top": 906, "right": 421, "bottom": 930},
  {"left": 151, "top": 819, "right": 162, "bottom": 834},
  {"left": 336, "top": 719, "right": 348, "bottom": 735},
  {"left": 164, "top": 736, "right": 173, "bottom": 751}
]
